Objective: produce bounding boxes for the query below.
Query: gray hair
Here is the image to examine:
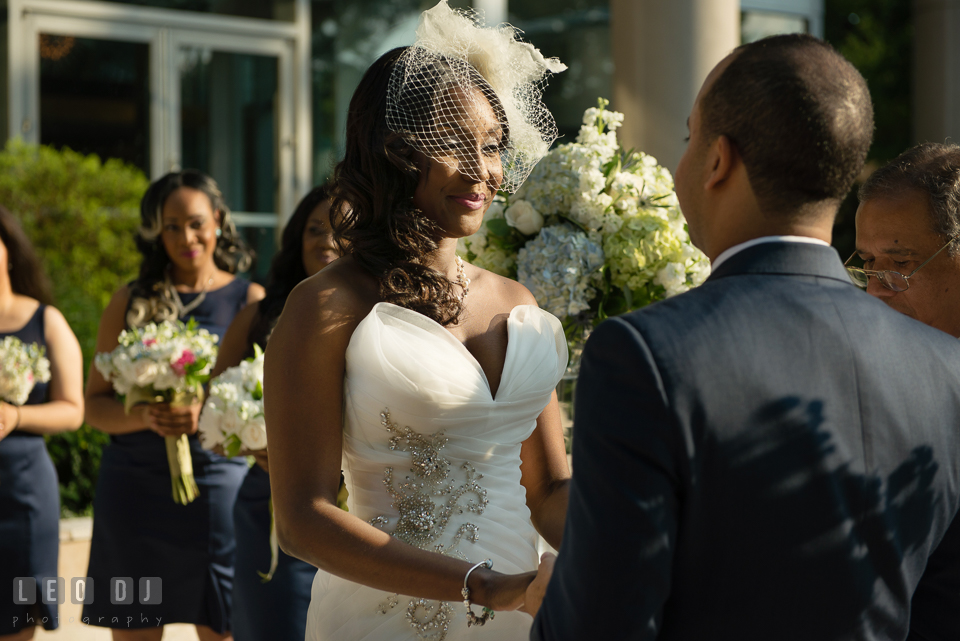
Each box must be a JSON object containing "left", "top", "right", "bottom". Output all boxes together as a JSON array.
[{"left": 859, "top": 142, "right": 960, "bottom": 256}]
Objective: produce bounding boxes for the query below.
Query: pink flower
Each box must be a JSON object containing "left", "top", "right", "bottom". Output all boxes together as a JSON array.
[
  {"left": 171, "top": 350, "right": 196, "bottom": 377},
  {"left": 143, "top": 338, "right": 158, "bottom": 347}
]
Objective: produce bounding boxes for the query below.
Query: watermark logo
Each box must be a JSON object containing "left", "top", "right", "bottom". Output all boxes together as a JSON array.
[{"left": 13, "top": 578, "right": 161, "bottom": 606}]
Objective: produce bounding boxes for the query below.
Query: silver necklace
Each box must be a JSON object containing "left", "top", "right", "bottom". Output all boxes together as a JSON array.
[
  {"left": 171, "top": 275, "right": 215, "bottom": 317},
  {"left": 454, "top": 255, "right": 470, "bottom": 302}
]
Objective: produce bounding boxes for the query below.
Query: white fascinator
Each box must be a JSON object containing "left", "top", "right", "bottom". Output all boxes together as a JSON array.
[{"left": 386, "top": 0, "right": 566, "bottom": 193}]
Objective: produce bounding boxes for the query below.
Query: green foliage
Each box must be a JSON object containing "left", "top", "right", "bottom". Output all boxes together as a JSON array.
[
  {"left": 0, "top": 140, "right": 148, "bottom": 515},
  {"left": 824, "top": 1, "right": 913, "bottom": 258}
]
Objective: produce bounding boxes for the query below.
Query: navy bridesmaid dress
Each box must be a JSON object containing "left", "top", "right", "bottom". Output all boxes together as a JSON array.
[
  {"left": 0, "top": 305, "right": 59, "bottom": 634},
  {"left": 232, "top": 463, "right": 316, "bottom": 640},
  {"left": 83, "top": 278, "right": 252, "bottom": 632}
]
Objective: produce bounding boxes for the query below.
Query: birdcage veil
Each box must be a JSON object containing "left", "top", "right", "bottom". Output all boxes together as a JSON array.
[{"left": 386, "top": 0, "right": 566, "bottom": 194}]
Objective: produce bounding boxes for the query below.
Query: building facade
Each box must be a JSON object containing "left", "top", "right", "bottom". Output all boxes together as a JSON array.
[{"left": 3, "top": 0, "right": 826, "bottom": 277}]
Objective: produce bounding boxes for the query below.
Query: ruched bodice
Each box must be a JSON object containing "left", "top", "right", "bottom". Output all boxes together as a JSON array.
[{"left": 307, "top": 303, "right": 567, "bottom": 641}]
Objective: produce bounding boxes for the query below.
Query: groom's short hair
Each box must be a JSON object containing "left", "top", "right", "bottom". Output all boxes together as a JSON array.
[{"left": 700, "top": 34, "right": 873, "bottom": 219}]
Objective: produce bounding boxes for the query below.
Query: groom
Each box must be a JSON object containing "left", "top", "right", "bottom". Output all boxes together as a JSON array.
[{"left": 530, "top": 35, "right": 960, "bottom": 641}]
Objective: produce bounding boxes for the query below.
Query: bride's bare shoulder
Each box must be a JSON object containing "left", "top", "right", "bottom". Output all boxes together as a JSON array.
[
  {"left": 464, "top": 262, "right": 538, "bottom": 310},
  {"left": 280, "top": 255, "right": 380, "bottom": 329}
]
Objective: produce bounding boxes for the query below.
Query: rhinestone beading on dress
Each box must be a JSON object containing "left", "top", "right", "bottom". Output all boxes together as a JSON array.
[{"left": 370, "top": 409, "right": 490, "bottom": 640}]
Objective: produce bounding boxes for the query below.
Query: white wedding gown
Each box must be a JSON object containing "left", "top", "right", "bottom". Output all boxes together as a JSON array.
[{"left": 305, "top": 302, "right": 568, "bottom": 641}]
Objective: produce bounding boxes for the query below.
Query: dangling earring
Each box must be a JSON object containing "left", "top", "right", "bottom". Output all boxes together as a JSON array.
[{"left": 215, "top": 228, "right": 222, "bottom": 238}]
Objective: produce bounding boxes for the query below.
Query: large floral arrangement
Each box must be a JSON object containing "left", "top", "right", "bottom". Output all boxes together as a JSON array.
[
  {"left": 0, "top": 336, "right": 51, "bottom": 406},
  {"left": 95, "top": 319, "right": 218, "bottom": 504},
  {"left": 198, "top": 346, "right": 266, "bottom": 456},
  {"left": 460, "top": 99, "right": 709, "bottom": 364}
]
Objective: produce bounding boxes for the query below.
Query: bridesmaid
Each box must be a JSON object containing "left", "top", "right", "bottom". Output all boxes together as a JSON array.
[
  {"left": 210, "top": 186, "right": 339, "bottom": 641},
  {"left": 0, "top": 206, "right": 84, "bottom": 641},
  {"left": 83, "top": 170, "right": 264, "bottom": 641}
]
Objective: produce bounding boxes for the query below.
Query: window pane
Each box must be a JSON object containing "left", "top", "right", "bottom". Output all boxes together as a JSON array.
[
  {"left": 508, "top": 0, "right": 612, "bottom": 146},
  {"left": 742, "top": 10, "right": 809, "bottom": 44},
  {"left": 309, "top": 0, "right": 424, "bottom": 183},
  {"left": 40, "top": 35, "right": 150, "bottom": 173},
  {"left": 180, "top": 48, "right": 279, "bottom": 214},
  {"left": 101, "top": 0, "right": 296, "bottom": 21}
]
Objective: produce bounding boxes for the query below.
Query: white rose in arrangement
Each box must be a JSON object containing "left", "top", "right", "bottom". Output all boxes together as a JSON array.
[
  {"left": 198, "top": 404, "right": 225, "bottom": 448},
  {"left": 130, "top": 359, "right": 160, "bottom": 388},
  {"left": 239, "top": 417, "right": 268, "bottom": 450},
  {"left": 504, "top": 200, "right": 544, "bottom": 235}
]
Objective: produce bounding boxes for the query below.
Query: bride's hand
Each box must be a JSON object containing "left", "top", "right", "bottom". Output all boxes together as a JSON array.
[
  {"left": 478, "top": 569, "right": 537, "bottom": 612},
  {"left": 520, "top": 552, "right": 556, "bottom": 617}
]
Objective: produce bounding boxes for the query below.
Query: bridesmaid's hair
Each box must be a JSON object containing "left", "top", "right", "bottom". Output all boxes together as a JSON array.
[
  {"left": 247, "top": 184, "right": 333, "bottom": 350},
  {"left": 331, "top": 47, "right": 505, "bottom": 326},
  {"left": 0, "top": 205, "right": 53, "bottom": 304},
  {"left": 127, "top": 170, "right": 252, "bottom": 328}
]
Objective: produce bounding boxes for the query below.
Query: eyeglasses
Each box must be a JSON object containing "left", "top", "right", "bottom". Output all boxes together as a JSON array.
[{"left": 845, "top": 235, "right": 960, "bottom": 292}]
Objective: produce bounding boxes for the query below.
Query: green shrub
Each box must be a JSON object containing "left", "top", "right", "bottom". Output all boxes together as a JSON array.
[{"left": 0, "top": 140, "right": 147, "bottom": 515}]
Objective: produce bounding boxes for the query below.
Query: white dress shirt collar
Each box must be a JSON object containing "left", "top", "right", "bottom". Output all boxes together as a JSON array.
[{"left": 711, "top": 236, "right": 831, "bottom": 272}]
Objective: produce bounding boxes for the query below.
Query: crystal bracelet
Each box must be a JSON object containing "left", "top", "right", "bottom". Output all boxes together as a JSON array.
[{"left": 462, "top": 559, "right": 495, "bottom": 627}]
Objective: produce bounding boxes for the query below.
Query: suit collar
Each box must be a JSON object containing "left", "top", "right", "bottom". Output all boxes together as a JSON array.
[{"left": 706, "top": 241, "right": 852, "bottom": 284}]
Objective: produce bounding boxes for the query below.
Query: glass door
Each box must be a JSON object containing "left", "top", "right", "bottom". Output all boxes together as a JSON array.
[
  {"left": 179, "top": 47, "right": 281, "bottom": 280},
  {"left": 12, "top": 1, "right": 306, "bottom": 282},
  {"left": 169, "top": 30, "right": 295, "bottom": 281},
  {"left": 39, "top": 35, "right": 152, "bottom": 174}
]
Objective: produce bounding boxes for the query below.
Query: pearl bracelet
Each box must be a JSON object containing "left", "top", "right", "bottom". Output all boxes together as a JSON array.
[{"left": 462, "top": 559, "right": 495, "bottom": 627}]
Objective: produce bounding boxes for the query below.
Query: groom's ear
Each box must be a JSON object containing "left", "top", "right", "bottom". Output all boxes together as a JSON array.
[{"left": 703, "top": 134, "right": 737, "bottom": 191}]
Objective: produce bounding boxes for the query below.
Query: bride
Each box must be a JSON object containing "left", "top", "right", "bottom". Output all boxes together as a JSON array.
[{"left": 263, "top": 3, "right": 568, "bottom": 639}]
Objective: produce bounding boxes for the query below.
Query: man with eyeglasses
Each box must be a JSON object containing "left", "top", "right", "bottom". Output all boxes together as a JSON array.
[{"left": 850, "top": 142, "right": 960, "bottom": 338}]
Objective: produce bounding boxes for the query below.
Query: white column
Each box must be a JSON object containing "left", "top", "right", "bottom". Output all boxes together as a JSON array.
[
  {"left": 473, "top": 0, "right": 507, "bottom": 26},
  {"left": 914, "top": 0, "right": 960, "bottom": 146},
  {"left": 610, "top": 0, "right": 740, "bottom": 173}
]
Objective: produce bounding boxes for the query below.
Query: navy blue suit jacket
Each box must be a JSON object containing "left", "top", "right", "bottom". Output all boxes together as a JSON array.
[{"left": 532, "top": 242, "right": 960, "bottom": 641}]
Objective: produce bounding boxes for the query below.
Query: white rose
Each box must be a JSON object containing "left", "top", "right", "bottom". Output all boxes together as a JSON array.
[
  {"left": 221, "top": 410, "right": 241, "bottom": 437},
  {"left": 239, "top": 416, "right": 268, "bottom": 450},
  {"left": 198, "top": 406, "right": 224, "bottom": 448},
  {"left": 504, "top": 200, "right": 544, "bottom": 236},
  {"left": 129, "top": 359, "right": 159, "bottom": 387}
]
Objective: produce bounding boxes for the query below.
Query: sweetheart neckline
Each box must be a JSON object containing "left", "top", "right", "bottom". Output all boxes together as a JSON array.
[{"left": 363, "top": 302, "right": 552, "bottom": 402}]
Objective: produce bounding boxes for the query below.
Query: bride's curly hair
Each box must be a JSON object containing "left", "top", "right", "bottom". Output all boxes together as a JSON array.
[
  {"left": 127, "top": 170, "right": 252, "bottom": 328},
  {"left": 330, "top": 47, "right": 506, "bottom": 326}
]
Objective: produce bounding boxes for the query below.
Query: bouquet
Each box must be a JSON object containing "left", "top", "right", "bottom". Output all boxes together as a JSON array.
[
  {"left": 95, "top": 319, "right": 218, "bottom": 504},
  {"left": 198, "top": 346, "right": 278, "bottom": 580},
  {"left": 0, "top": 336, "right": 51, "bottom": 406},
  {"left": 198, "top": 345, "right": 267, "bottom": 457},
  {"left": 460, "top": 98, "right": 710, "bottom": 368}
]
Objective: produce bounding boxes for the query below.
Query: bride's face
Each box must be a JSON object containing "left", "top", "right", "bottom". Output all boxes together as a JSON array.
[{"left": 411, "top": 86, "right": 504, "bottom": 238}]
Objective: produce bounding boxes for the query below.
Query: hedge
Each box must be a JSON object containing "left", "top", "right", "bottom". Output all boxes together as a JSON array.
[{"left": 0, "top": 141, "right": 147, "bottom": 515}]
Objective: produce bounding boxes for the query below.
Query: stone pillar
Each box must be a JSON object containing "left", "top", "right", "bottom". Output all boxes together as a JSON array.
[
  {"left": 914, "top": 0, "right": 960, "bottom": 146},
  {"left": 610, "top": 0, "right": 740, "bottom": 173}
]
